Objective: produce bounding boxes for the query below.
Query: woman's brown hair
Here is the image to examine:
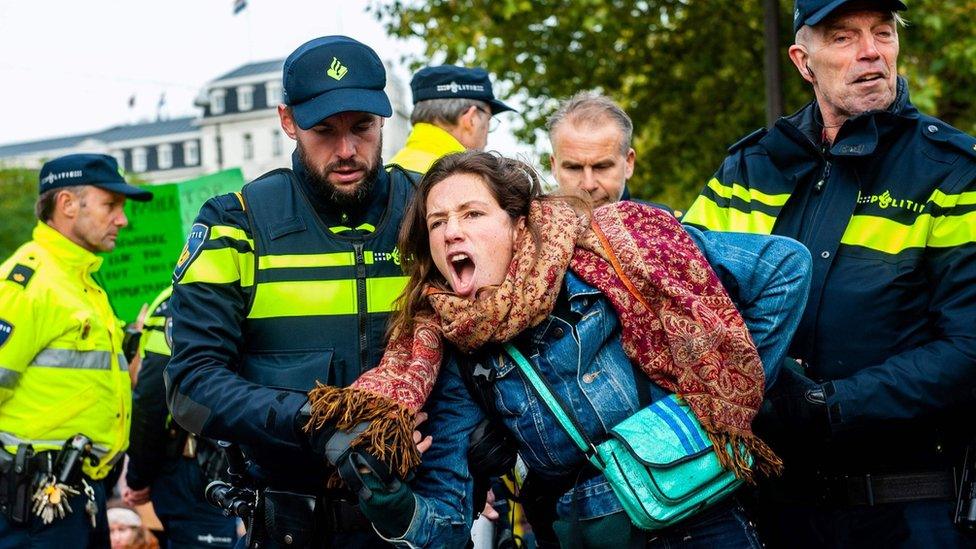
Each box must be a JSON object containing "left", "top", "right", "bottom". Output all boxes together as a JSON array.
[{"left": 389, "top": 151, "right": 568, "bottom": 337}]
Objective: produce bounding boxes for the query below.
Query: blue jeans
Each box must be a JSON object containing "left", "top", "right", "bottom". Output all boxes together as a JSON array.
[{"left": 551, "top": 498, "right": 762, "bottom": 549}]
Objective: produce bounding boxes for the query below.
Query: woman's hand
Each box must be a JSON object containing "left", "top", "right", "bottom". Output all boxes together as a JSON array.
[{"left": 413, "top": 411, "right": 433, "bottom": 455}]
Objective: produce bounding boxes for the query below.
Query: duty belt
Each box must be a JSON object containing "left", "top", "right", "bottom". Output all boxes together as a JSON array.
[{"left": 822, "top": 471, "right": 957, "bottom": 506}]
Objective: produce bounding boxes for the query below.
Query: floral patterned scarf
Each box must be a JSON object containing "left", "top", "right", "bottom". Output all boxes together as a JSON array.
[{"left": 307, "top": 199, "right": 780, "bottom": 482}]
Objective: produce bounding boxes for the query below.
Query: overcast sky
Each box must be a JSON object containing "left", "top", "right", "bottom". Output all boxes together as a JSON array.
[{"left": 0, "top": 0, "right": 528, "bottom": 156}]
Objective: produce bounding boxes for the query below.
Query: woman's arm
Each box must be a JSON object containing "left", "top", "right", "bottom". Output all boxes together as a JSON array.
[
  {"left": 359, "top": 356, "right": 488, "bottom": 547},
  {"left": 683, "top": 226, "right": 812, "bottom": 389}
]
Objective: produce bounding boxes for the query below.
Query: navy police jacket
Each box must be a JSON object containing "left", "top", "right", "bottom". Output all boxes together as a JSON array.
[
  {"left": 164, "top": 152, "right": 417, "bottom": 489},
  {"left": 684, "top": 78, "right": 976, "bottom": 472}
]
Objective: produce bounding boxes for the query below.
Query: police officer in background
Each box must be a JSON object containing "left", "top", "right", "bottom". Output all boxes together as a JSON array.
[
  {"left": 683, "top": 0, "right": 976, "bottom": 545},
  {"left": 165, "top": 36, "right": 419, "bottom": 548},
  {"left": 0, "top": 153, "right": 152, "bottom": 545},
  {"left": 389, "top": 65, "right": 515, "bottom": 174},
  {"left": 123, "top": 285, "right": 238, "bottom": 548}
]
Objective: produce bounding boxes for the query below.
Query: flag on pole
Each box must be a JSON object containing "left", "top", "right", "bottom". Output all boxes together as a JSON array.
[{"left": 233, "top": 0, "right": 247, "bottom": 15}]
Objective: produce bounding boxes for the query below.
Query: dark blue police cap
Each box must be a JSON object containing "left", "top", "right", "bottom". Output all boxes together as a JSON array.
[
  {"left": 410, "top": 65, "right": 515, "bottom": 115},
  {"left": 38, "top": 153, "right": 152, "bottom": 201},
  {"left": 282, "top": 35, "right": 392, "bottom": 130},
  {"left": 793, "top": 0, "right": 906, "bottom": 33}
]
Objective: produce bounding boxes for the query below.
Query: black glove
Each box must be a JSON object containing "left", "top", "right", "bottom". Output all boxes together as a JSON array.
[
  {"left": 757, "top": 360, "right": 833, "bottom": 440},
  {"left": 358, "top": 470, "right": 416, "bottom": 539}
]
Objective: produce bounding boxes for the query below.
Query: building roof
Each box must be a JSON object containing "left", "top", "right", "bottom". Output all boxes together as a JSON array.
[
  {"left": 214, "top": 59, "right": 283, "bottom": 82},
  {"left": 0, "top": 116, "right": 198, "bottom": 157},
  {"left": 97, "top": 116, "right": 197, "bottom": 142}
]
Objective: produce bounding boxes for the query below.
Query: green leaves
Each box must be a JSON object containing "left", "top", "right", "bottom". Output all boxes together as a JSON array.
[{"left": 375, "top": 0, "right": 975, "bottom": 209}]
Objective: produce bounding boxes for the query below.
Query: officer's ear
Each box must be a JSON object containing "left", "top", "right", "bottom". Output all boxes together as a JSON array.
[
  {"left": 55, "top": 188, "right": 83, "bottom": 220},
  {"left": 789, "top": 44, "right": 815, "bottom": 84},
  {"left": 278, "top": 105, "right": 299, "bottom": 140}
]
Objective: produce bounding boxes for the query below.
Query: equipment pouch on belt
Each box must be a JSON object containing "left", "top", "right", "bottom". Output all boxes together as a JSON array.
[
  {"left": 262, "top": 490, "right": 317, "bottom": 547},
  {"left": 0, "top": 443, "right": 35, "bottom": 524}
]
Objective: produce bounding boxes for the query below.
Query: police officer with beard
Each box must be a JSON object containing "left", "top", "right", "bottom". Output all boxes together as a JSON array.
[{"left": 164, "top": 36, "right": 420, "bottom": 548}]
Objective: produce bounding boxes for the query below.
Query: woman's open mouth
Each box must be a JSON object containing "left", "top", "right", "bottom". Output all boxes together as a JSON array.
[{"left": 448, "top": 251, "right": 476, "bottom": 297}]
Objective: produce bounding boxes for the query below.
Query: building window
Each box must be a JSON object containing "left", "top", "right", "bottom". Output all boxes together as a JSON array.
[
  {"left": 271, "top": 130, "right": 283, "bottom": 156},
  {"left": 266, "top": 81, "right": 282, "bottom": 107},
  {"left": 210, "top": 89, "right": 226, "bottom": 115},
  {"left": 158, "top": 144, "right": 173, "bottom": 169},
  {"left": 184, "top": 140, "right": 199, "bottom": 165},
  {"left": 132, "top": 147, "right": 147, "bottom": 172},
  {"left": 242, "top": 133, "right": 254, "bottom": 160},
  {"left": 113, "top": 151, "right": 126, "bottom": 170},
  {"left": 237, "top": 85, "right": 254, "bottom": 111}
]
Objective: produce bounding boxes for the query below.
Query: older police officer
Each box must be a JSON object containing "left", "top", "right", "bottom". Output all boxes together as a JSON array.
[
  {"left": 389, "top": 65, "right": 515, "bottom": 174},
  {"left": 0, "top": 154, "right": 152, "bottom": 546},
  {"left": 684, "top": 0, "right": 976, "bottom": 545}
]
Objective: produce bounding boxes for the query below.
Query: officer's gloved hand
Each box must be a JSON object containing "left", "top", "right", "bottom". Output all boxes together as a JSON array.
[
  {"left": 757, "top": 359, "right": 833, "bottom": 440},
  {"left": 357, "top": 467, "right": 417, "bottom": 539}
]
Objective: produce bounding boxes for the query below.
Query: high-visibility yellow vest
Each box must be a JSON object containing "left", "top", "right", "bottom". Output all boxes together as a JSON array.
[
  {"left": 0, "top": 222, "right": 131, "bottom": 479},
  {"left": 388, "top": 122, "right": 467, "bottom": 174}
]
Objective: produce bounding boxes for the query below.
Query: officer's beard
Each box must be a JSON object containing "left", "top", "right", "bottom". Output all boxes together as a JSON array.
[{"left": 298, "top": 137, "right": 383, "bottom": 210}]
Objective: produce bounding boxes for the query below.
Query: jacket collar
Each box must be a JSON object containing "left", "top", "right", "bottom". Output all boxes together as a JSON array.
[
  {"left": 402, "top": 123, "right": 466, "bottom": 157},
  {"left": 761, "top": 77, "right": 917, "bottom": 178},
  {"left": 33, "top": 221, "right": 103, "bottom": 274},
  {"left": 290, "top": 149, "right": 391, "bottom": 230}
]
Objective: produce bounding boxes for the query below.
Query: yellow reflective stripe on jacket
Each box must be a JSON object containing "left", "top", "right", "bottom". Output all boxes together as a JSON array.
[
  {"left": 142, "top": 327, "right": 170, "bottom": 356},
  {"left": 258, "top": 252, "right": 377, "bottom": 269},
  {"left": 329, "top": 223, "right": 376, "bottom": 234},
  {"left": 0, "top": 431, "right": 113, "bottom": 461},
  {"left": 210, "top": 225, "right": 254, "bottom": 248},
  {"left": 841, "top": 188, "right": 976, "bottom": 253},
  {"left": 931, "top": 189, "right": 976, "bottom": 208},
  {"left": 248, "top": 276, "right": 408, "bottom": 319},
  {"left": 683, "top": 178, "right": 785, "bottom": 234},
  {"left": 249, "top": 280, "right": 356, "bottom": 318},
  {"left": 0, "top": 367, "right": 20, "bottom": 389},
  {"left": 366, "top": 276, "right": 409, "bottom": 313},
  {"left": 31, "top": 348, "right": 128, "bottom": 371},
  {"left": 930, "top": 210, "right": 976, "bottom": 248},
  {"left": 704, "top": 178, "right": 791, "bottom": 208},
  {"left": 260, "top": 252, "right": 355, "bottom": 269},
  {"left": 683, "top": 194, "right": 778, "bottom": 234},
  {"left": 179, "top": 247, "right": 255, "bottom": 286},
  {"left": 840, "top": 214, "right": 928, "bottom": 254}
]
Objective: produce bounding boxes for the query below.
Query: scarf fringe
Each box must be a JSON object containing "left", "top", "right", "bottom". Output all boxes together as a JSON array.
[
  {"left": 305, "top": 383, "right": 419, "bottom": 487},
  {"left": 707, "top": 431, "right": 784, "bottom": 483}
]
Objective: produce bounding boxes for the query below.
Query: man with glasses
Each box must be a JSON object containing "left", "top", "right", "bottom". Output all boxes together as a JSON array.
[{"left": 389, "top": 65, "right": 515, "bottom": 174}]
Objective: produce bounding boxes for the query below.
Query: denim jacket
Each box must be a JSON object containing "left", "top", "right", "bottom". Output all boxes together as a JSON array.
[{"left": 381, "top": 229, "right": 812, "bottom": 548}]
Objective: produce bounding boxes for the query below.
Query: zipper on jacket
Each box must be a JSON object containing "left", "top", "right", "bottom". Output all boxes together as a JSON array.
[
  {"left": 353, "top": 243, "right": 369, "bottom": 374},
  {"left": 800, "top": 160, "right": 832, "bottom": 244}
]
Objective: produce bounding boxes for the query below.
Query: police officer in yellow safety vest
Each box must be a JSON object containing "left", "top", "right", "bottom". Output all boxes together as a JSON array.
[
  {"left": 0, "top": 153, "right": 152, "bottom": 546},
  {"left": 389, "top": 65, "right": 515, "bottom": 174}
]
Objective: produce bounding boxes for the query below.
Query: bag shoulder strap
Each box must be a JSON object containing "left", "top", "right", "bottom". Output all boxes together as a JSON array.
[{"left": 502, "top": 343, "right": 603, "bottom": 469}]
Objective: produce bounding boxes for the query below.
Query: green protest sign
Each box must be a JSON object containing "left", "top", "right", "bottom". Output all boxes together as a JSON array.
[{"left": 99, "top": 169, "right": 245, "bottom": 322}]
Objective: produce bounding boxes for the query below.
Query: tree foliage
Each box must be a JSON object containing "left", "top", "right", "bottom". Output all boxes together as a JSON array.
[
  {"left": 372, "top": 0, "right": 976, "bottom": 209},
  {"left": 0, "top": 167, "right": 38, "bottom": 259}
]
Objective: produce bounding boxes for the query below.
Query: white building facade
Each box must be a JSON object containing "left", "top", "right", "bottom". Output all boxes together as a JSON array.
[{"left": 0, "top": 59, "right": 411, "bottom": 183}]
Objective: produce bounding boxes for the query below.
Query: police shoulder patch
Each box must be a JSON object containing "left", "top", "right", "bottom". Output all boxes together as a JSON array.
[
  {"left": 0, "top": 319, "right": 12, "bottom": 348},
  {"left": 5, "top": 264, "right": 35, "bottom": 288},
  {"left": 172, "top": 223, "right": 210, "bottom": 282}
]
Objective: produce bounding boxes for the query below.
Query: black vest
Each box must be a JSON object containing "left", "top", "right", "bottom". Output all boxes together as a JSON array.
[{"left": 239, "top": 167, "right": 414, "bottom": 392}]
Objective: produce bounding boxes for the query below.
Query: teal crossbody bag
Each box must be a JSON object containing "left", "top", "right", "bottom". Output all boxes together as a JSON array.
[{"left": 503, "top": 343, "right": 745, "bottom": 531}]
